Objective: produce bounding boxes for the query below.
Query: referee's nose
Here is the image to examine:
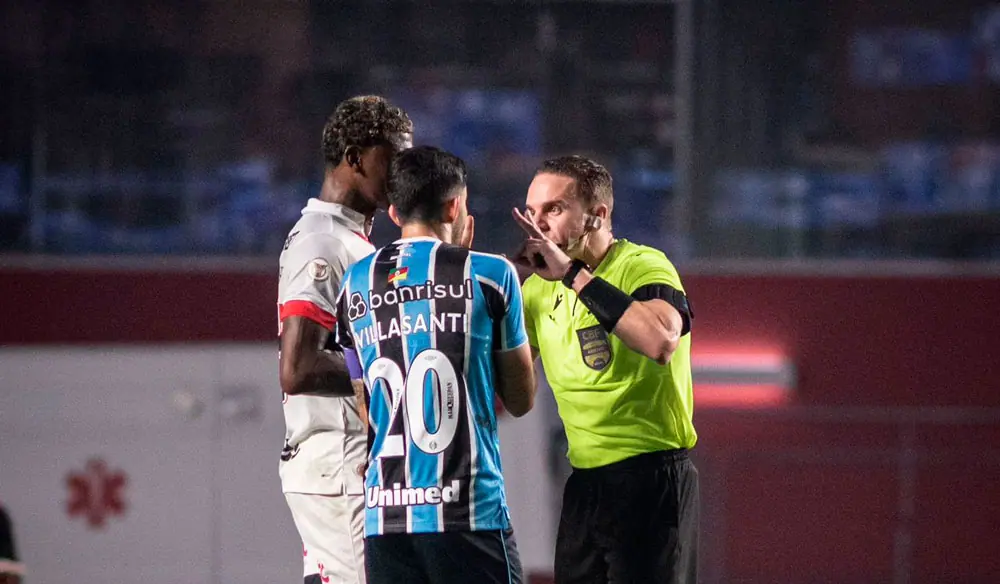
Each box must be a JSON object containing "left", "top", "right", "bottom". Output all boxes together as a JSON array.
[{"left": 533, "top": 214, "right": 550, "bottom": 234}]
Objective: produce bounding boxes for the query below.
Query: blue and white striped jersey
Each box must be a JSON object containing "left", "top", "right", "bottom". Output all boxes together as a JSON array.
[{"left": 334, "top": 236, "right": 528, "bottom": 536}]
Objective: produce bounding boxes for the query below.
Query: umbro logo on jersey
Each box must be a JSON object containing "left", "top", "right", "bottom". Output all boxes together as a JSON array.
[
  {"left": 554, "top": 295, "right": 563, "bottom": 310},
  {"left": 348, "top": 292, "right": 368, "bottom": 321},
  {"left": 390, "top": 244, "right": 413, "bottom": 261}
]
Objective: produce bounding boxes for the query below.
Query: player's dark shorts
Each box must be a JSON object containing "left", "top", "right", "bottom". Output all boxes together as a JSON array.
[
  {"left": 365, "top": 527, "right": 522, "bottom": 584},
  {"left": 555, "top": 449, "right": 699, "bottom": 584}
]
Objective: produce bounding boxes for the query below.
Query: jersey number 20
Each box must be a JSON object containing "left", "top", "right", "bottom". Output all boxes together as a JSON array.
[{"left": 365, "top": 349, "right": 462, "bottom": 459}]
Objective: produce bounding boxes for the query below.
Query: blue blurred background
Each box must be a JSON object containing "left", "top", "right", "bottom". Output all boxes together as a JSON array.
[{"left": 2, "top": 0, "right": 996, "bottom": 261}]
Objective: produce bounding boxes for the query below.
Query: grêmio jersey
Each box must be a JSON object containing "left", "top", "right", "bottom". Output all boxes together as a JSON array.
[
  {"left": 522, "top": 239, "right": 697, "bottom": 469},
  {"left": 335, "top": 236, "right": 528, "bottom": 536},
  {"left": 276, "top": 198, "right": 374, "bottom": 496}
]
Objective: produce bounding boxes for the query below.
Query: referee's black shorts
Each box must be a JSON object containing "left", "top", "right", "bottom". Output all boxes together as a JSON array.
[
  {"left": 365, "top": 527, "right": 522, "bottom": 584},
  {"left": 555, "top": 449, "right": 699, "bottom": 584}
]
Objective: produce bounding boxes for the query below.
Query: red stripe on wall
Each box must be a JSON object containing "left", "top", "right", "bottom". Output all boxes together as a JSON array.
[
  {"left": 2, "top": 268, "right": 999, "bottom": 408},
  {"left": 0, "top": 269, "right": 276, "bottom": 344}
]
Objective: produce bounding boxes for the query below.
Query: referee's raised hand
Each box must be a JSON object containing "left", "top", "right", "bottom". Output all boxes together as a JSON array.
[{"left": 511, "top": 207, "right": 573, "bottom": 281}]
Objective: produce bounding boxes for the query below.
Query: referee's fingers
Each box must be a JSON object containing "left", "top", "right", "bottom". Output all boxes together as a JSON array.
[
  {"left": 512, "top": 240, "right": 545, "bottom": 270},
  {"left": 511, "top": 240, "right": 532, "bottom": 265},
  {"left": 522, "top": 238, "right": 549, "bottom": 255},
  {"left": 512, "top": 208, "right": 545, "bottom": 239}
]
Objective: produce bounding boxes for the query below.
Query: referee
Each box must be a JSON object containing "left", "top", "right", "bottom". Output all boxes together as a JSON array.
[{"left": 512, "top": 155, "right": 698, "bottom": 584}]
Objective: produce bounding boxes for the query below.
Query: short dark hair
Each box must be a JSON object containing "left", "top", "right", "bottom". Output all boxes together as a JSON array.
[
  {"left": 388, "top": 146, "right": 467, "bottom": 223},
  {"left": 321, "top": 95, "right": 413, "bottom": 166},
  {"left": 536, "top": 155, "right": 614, "bottom": 214}
]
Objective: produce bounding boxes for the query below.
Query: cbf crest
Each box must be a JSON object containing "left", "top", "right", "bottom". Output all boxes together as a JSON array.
[{"left": 576, "top": 325, "right": 612, "bottom": 371}]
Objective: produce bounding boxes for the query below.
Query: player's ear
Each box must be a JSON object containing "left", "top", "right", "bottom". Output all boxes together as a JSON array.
[
  {"left": 388, "top": 204, "right": 404, "bottom": 227},
  {"left": 592, "top": 203, "right": 610, "bottom": 227},
  {"left": 441, "top": 196, "right": 461, "bottom": 223},
  {"left": 344, "top": 145, "right": 363, "bottom": 171}
]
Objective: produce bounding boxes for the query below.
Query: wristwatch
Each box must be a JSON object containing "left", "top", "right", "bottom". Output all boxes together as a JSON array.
[{"left": 561, "top": 259, "right": 589, "bottom": 288}]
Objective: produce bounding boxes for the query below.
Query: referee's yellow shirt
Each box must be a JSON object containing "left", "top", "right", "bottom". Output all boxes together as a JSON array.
[{"left": 522, "top": 239, "right": 696, "bottom": 469}]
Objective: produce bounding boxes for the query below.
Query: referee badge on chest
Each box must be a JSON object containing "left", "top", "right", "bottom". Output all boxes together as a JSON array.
[{"left": 576, "top": 325, "right": 612, "bottom": 371}]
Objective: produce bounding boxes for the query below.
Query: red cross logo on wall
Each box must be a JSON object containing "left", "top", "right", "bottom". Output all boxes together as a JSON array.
[{"left": 66, "top": 458, "right": 128, "bottom": 529}]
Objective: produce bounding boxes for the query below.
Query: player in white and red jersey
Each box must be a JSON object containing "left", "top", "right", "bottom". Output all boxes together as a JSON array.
[{"left": 277, "top": 95, "right": 413, "bottom": 584}]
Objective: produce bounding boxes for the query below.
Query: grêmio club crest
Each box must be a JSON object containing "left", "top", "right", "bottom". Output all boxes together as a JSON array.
[{"left": 576, "top": 325, "right": 612, "bottom": 371}]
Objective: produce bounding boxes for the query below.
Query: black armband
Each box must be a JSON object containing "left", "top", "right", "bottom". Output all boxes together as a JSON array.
[
  {"left": 576, "top": 277, "right": 635, "bottom": 333},
  {"left": 632, "top": 283, "right": 694, "bottom": 336}
]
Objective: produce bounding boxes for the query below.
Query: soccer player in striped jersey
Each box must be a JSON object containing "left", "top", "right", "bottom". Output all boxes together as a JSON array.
[
  {"left": 334, "top": 146, "right": 536, "bottom": 584},
  {"left": 277, "top": 96, "right": 412, "bottom": 584}
]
